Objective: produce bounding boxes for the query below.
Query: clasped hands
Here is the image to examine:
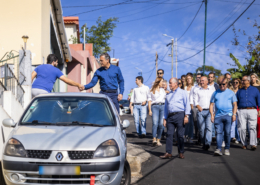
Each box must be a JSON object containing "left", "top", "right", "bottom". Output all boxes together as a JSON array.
[{"left": 78, "top": 84, "right": 85, "bottom": 91}]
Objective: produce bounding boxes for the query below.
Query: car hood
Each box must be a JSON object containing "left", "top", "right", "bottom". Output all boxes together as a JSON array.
[{"left": 12, "top": 126, "right": 116, "bottom": 151}]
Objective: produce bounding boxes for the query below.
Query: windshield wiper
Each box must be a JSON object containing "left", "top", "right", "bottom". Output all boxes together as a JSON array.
[
  {"left": 21, "top": 120, "right": 52, "bottom": 125},
  {"left": 55, "top": 121, "right": 104, "bottom": 127}
]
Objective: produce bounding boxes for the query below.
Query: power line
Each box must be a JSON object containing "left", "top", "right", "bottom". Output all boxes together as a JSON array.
[
  {"left": 117, "top": 2, "right": 201, "bottom": 24},
  {"left": 213, "top": 0, "right": 260, "bottom": 5},
  {"left": 144, "top": 48, "right": 170, "bottom": 83},
  {"left": 68, "top": 0, "right": 132, "bottom": 16},
  {"left": 63, "top": 1, "right": 203, "bottom": 8},
  {"left": 178, "top": 2, "right": 204, "bottom": 40},
  {"left": 159, "top": 58, "right": 200, "bottom": 67},
  {"left": 178, "top": 0, "right": 255, "bottom": 62}
]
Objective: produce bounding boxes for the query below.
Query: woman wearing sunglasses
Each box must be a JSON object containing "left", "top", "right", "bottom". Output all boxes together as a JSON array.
[
  {"left": 250, "top": 73, "right": 260, "bottom": 145},
  {"left": 230, "top": 78, "right": 242, "bottom": 144}
]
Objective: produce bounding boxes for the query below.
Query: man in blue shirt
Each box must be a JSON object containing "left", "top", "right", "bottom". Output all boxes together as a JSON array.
[
  {"left": 236, "top": 75, "right": 260, "bottom": 151},
  {"left": 84, "top": 53, "right": 124, "bottom": 112},
  {"left": 31, "top": 54, "right": 84, "bottom": 98},
  {"left": 160, "top": 78, "right": 191, "bottom": 159},
  {"left": 210, "top": 76, "right": 237, "bottom": 156}
]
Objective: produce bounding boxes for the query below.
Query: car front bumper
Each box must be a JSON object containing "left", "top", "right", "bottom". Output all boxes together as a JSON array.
[{"left": 2, "top": 160, "right": 124, "bottom": 185}]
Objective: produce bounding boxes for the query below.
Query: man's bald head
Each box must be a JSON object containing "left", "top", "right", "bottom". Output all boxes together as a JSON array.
[{"left": 200, "top": 76, "right": 208, "bottom": 88}]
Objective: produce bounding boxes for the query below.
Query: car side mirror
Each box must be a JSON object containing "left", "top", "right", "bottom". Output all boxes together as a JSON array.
[
  {"left": 122, "top": 120, "right": 130, "bottom": 129},
  {"left": 2, "top": 119, "right": 16, "bottom": 128}
]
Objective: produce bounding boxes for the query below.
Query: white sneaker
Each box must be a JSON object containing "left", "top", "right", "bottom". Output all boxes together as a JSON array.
[
  {"left": 214, "top": 149, "right": 223, "bottom": 156},
  {"left": 224, "top": 149, "right": 230, "bottom": 156},
  {"left": 235, "top": 140, "right": 239, "bottom": 144},
  {"left": 222, "top": 141, "right": 225, "bottom": 147},
  {"left": 188, "top": 138, "right": 193, "bottom": 143}
]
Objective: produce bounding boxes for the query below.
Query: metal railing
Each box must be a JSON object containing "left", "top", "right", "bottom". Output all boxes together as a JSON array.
[
  {"left": 0, "top": 81, "right": 6, "bottom": 106},
  {"left": 1, "top": 63, "right": 24, "bottom": 106}
]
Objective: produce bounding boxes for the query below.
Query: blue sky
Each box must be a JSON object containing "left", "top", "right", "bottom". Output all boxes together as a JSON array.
[{"left": 61, "top": 0, "right": 260, "bottom": 98}]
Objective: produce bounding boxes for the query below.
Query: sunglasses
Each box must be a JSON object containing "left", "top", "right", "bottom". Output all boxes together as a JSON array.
[
  {"left": 218, "top": 83, "right": 226, "bottom": 86},
  {"left": 157, "top": 73, "right": 163, "bottom": 75},
  {"left": 233, "top": 82, "right": 239, "bottom": 84}
]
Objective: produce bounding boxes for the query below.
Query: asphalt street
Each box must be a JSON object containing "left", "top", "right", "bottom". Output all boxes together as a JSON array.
[{"left": 121, "top": 114, "right": 260, "bottom": 185}]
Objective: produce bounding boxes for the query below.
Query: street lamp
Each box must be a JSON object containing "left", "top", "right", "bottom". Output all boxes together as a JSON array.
[
  {"left": 22, "top": 35, "right": 29, "bottom": 50},
  {"left": 135, "top": 67, "right": 142, "bottom": 76},
  {"left": 163, "top": 34, "right": 174, "bottom": 78}
]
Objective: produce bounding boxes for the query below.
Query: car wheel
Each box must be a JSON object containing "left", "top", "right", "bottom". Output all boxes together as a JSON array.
[
  {"left": 0, "top": 163, "right": 6, "bottom": 185},
  {"left": 120, "top": 160, "right": 131, "bottom": 185}
]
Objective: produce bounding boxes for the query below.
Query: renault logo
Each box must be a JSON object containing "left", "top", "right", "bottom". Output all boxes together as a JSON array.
[{"left": 56, "top": 152, "right": 63, "bottom": 161}]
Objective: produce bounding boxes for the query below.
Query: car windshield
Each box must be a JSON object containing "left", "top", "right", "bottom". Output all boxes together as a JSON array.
[{"left": 20, "top": 97, "right": 115, "bottom": 126}]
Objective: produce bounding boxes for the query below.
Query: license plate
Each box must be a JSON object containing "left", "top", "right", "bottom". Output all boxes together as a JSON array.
[{"left": 39, "top": 166, "right": 80, "bottom": 175}]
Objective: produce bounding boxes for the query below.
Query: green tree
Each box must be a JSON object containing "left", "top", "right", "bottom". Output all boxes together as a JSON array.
[
  {"left": 80, "top": 17, "right": 118, "bottom": 57},
  {"left": 195, "top": 65, "right": 222, "bottom": 78},
  {"left": 228, "top": 18, "right": 260, "bottom": 78}
]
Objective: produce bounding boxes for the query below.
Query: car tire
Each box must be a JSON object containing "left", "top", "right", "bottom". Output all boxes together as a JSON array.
[
  {"left": 120, "top": 160, "right": 131, "bottom": 185},
  {"left": 0, "top": 163, "right": 6, "bottom": 185}
]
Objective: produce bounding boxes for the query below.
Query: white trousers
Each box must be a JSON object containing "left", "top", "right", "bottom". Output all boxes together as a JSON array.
[{"left": 237, "top": 109, "right": 258, "bottom": 146}]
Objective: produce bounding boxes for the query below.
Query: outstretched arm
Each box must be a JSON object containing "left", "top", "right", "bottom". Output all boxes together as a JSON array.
[
  {"left": 31, "top": 71, "right": 37, "bottom": 83},
  {"left": 59, "top": 75, "right": 84, "bottom": 90},
  {"left": 84, "top": 72, "right": 99, "bottom": 90}
]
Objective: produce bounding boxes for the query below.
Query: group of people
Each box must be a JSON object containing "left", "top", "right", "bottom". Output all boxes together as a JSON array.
[{"left": 130, "top": 69, "right": 260, "bottom": 159}]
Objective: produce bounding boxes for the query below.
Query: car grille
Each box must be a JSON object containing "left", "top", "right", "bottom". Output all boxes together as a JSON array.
[
  {"left": 68, "top": 151, "right": 94, "bottom": 160},
  {"left": 25, "top": 174, "right": 95, "bottom": 184},
  {"left": 26, "top": 150, "right": 52, "bottom": 159}
]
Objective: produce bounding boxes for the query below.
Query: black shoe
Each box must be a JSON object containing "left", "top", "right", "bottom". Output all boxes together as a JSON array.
[
  {"left": 142, "top": 134, "right": 146, "bottom": 138},
  {"left": 204, "top": 145, "right": 210, "bottom": 151},
  {"left": 138, "top": 135, "right": 142, "bottom": 139},
  {"left": 212, "top": 137, "right": 216, "bottom": 142}
]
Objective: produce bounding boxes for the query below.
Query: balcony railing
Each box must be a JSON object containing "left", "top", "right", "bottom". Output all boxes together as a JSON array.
[
  {"left": 0, "top": 80, "right": 6, "bottom": 106},
  {"left": 1, "top": 63, "right": 24, "bottom": 107}
]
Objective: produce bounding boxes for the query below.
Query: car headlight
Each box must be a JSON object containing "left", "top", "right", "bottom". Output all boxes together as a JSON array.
[
  {"left": 5, "top": 138, "right": 27, "bottom": 157},
  {"left": 93, "top": 139, "right": 119, "bottom": 158}
]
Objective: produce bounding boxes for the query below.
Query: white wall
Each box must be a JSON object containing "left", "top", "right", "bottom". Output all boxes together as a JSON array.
[
  {"left": 3, "top": 91, "right": 24, "bottom": 123},
  {"left": 65, "top": 24, "right": 77, "bottom": 44}
]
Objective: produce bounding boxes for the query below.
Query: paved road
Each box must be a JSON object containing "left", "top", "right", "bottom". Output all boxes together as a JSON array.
[{"left": 121, "top": 114, "right": 260, "bottom": 185}]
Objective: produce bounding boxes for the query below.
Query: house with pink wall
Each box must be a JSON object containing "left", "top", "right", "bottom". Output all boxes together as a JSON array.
[{"left": 63, "top": 17, "right": 101, "bottom": 93}]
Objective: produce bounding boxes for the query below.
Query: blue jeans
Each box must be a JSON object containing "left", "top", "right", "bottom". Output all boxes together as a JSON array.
[
  {"left": 231, "top": 119, "right": 240, "bottom": 141},
  {"left": 151, "top": 104, "right": 164, "bottom": 139},
  {"left": 214, "top": 115, "right": 232, "bottom": 151},
  {"left": 212, "top": 123, "right": 216, "bottom": 138},
  {"left": 133, "top": 105, "right": 147, "bottom": 135},
  {"left": 185, "top": 111, "right": 194, "bottom": 138},
  {"left": 197, "top": 110, "right": 212, "bottom": 146},
  {"left": 99, "top": 91, "right": 119, "bottom": 113}
]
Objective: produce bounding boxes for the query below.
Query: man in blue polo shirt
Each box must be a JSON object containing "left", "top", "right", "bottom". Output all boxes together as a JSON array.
[
  {"left": 31, "top": 54, "right": 84, "bottom": 98},
  {"left": 83, "top": 53, "right": 124, "bottom": 113},
  {"left": 210, "top": 75, "right": 237, "bottom": 156},
  {"left": 237, "top": 75, "right": 260, "bottom": 151}
]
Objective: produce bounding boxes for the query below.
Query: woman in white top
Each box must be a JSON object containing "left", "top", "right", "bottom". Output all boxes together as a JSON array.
[
  {"left": 148, "top": 77, "right": 166, "bottom": 146},
  {"left": 184, "top": 73, "right": 195, "bottom": 143}
]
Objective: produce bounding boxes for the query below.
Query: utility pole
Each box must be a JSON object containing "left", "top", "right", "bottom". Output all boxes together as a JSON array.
[
  {"left": 176, "top": 38, "right": 178, "bottom": 78},
  {"left": 171, "top": 39, "right": 174, "bottom": 78},
  {"left": 83, "top": 26, "right": 86, "bottom": 51},
  {"left": 203, "top": 0, "right": 208, "bottom": 75},
  {"left": 156, "top": 52, "right": 158, "bottom": 77}
]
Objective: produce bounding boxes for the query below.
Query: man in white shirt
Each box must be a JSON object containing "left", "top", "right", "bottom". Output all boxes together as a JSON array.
[
  {"left": 208, "top": 72, "right": 219, "bottom": 142},
  {"left": 190, "top": 73, "right": 202, "bottom": 141},
  {"left": 194, "top": 76, "right": 215, "bottom": 150},
  {"left": 130, "top": 76, "right": 150, "bottom": 138}
]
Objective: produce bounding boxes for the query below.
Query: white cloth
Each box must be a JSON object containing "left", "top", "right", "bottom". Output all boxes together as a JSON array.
[
  {"left": 194, "top": 86, "right": 215, "bottom": 109},
  {"left": 184, "top": 86, "right": 194, "bottom": 100},
  {"left": 208, "top": 83, "right": 216, "bottom": 91},
  {"left": 148, "top": 88, "right": 166, "bottom": 104},
  {"left": 189, "top": 84, "right": 200, "bottom": 105},
  {"left": 130, "top": 84, "right": 150, "bottom": 103}
]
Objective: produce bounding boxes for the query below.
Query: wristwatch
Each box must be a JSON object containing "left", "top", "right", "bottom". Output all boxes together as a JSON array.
[
  {"left": 185, "top": 115, "right": 189, "bottom": 118},
  {"left": 233, "top": 114, "right": 236, "bottom": 116}
]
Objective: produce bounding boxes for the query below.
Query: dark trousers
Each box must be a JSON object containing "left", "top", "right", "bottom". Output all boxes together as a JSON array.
[
  {"left": 100, "top": 91, "right": 119, "bottom": 113},
  {"left": 166, "top": 112, "right": 185, "bottom": 154}
]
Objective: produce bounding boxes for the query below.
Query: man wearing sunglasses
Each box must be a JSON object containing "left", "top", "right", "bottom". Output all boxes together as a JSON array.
[
  {"left": 210, "top": 76, "right": 237, "bottom": 156},
  {"left": 236, "top": 76, "right": 260, "bottom": 151}
]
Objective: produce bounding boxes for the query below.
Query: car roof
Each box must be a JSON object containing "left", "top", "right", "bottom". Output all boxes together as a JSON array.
[{"left": 36, "top": 92, "right": 108, "bottom": 98}]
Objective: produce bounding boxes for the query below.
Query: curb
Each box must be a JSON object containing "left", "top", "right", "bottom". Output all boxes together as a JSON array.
[{"left": 127, "top": 143, "right": 151, "bottom": 184}]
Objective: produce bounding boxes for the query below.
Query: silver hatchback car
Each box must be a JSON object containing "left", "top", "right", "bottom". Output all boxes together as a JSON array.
[{"left": 0, "top": 93, "right": 131, "bottom": 185}]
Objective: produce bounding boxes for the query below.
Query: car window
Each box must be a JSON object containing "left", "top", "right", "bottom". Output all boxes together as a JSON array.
[{"left": 21, "top": 97, "right": 115, "bottom": 126}]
